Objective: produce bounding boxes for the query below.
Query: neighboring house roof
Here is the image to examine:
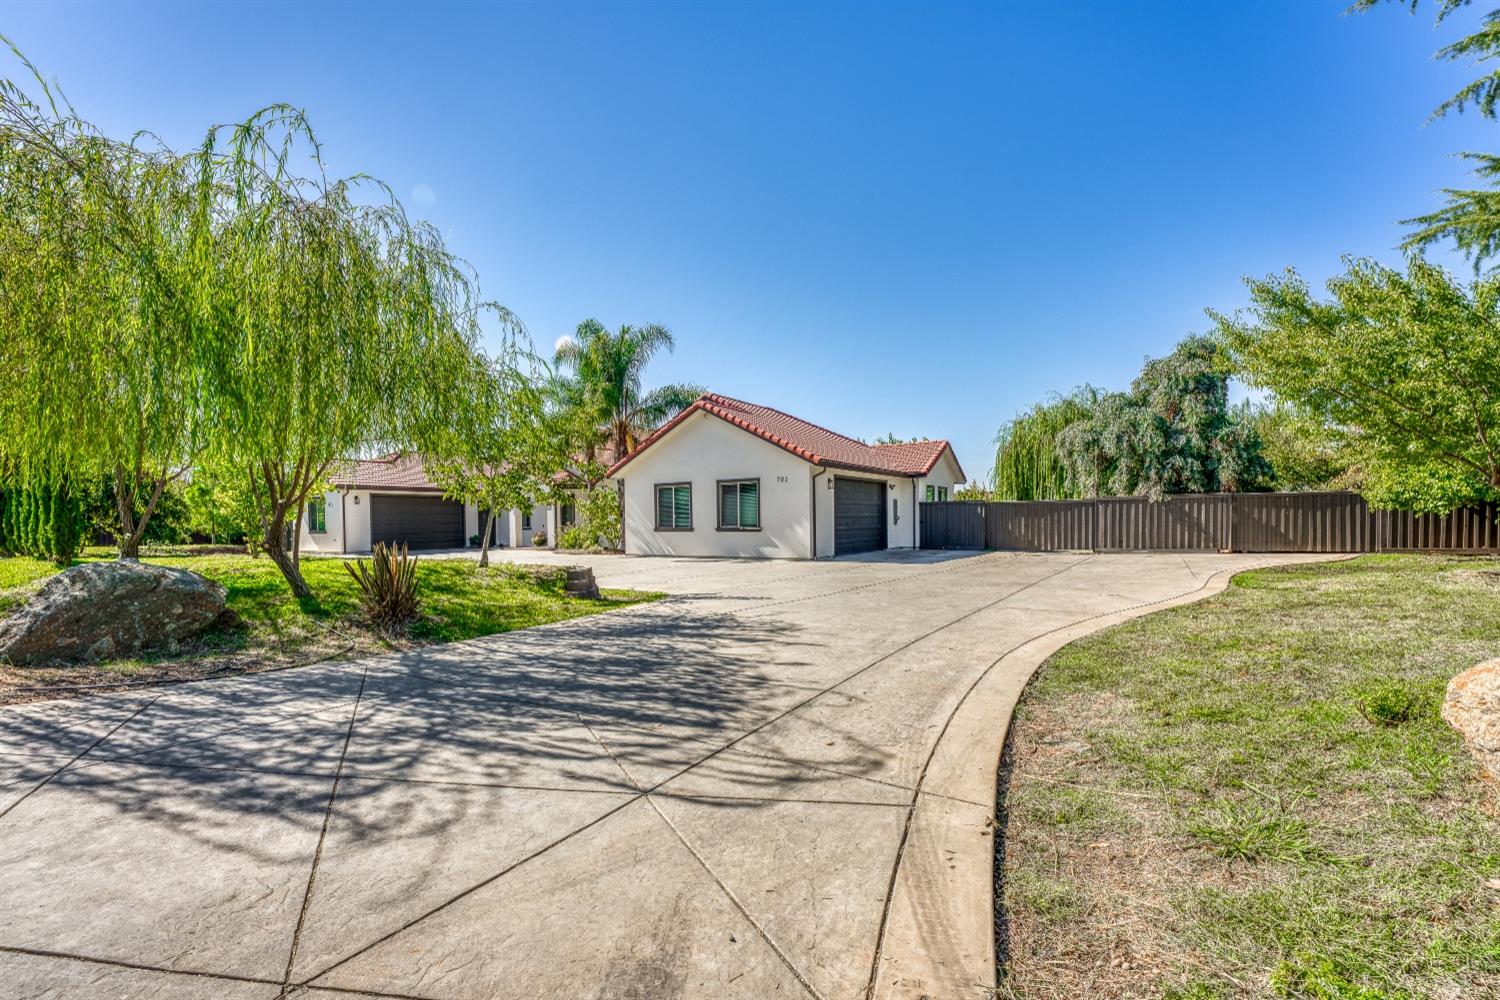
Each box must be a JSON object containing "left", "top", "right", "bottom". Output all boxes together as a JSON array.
[
  {"left": 331, "top": 448, "right": 613, "bottom": 493},
  {"left": 606, "top": 393, "right": 965, "bottom": 481},
  {"left": 330, "top": 453, "right": 444, "bottom": 492}
]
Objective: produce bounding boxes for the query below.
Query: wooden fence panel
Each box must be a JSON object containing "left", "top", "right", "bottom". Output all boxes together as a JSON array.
[
  {"left": 916, "top": 493, "right": 1500, "bottom": 554},
  {"left": 1232, "top": 492, "right": 1371, "bottom": 553},
  {"left": 919, "top": 500, "right": 985, "bottom": 549},
  {"left": 1094, "top": 495, "right": 1229, "bottom": 551},
  {"left": 985, "top": 500, "right": 1095, "bottom": 550}
]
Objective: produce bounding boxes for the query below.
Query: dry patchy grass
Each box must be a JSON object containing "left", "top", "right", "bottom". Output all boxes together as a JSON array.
[{"left": 997, "top": 555, "right": 1500, "bottom": 1000}]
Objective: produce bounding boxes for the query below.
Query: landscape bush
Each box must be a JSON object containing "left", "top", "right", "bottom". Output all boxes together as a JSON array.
[
  {"left": 345, "top": 542, "right": 421, "bottom": 629},
  {"left": 0, "top": 478, "right": 88, "bottom": 564}
]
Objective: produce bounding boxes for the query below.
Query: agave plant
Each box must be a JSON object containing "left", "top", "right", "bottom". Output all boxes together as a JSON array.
[{"left": 345, "top": 541, "right": 420, "bottom": 628}]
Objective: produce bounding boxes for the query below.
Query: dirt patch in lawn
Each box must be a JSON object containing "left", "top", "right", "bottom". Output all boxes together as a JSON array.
[{"left": 995, "top": 555, "right": 1500, "bottom": 1000}]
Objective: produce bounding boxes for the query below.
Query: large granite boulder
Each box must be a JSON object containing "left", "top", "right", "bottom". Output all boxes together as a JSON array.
[
  {"left": 0, "top": 561, "right": 228, "bottom": 666},
  {"left": 1443, "top": 658, "right": 1500, "bottom": 782}
]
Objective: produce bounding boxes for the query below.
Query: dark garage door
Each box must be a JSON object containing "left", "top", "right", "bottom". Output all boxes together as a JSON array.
[
  {"left": 834, "top": 477, "right": 887, "bottom": 556},
  {"left": 370, "top": 494, "right": 465, "bottom": 551}
]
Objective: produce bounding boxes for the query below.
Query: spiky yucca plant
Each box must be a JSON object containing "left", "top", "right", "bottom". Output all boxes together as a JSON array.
[{"left": 345, "top": 542, "right": 420, "bottom": 628}]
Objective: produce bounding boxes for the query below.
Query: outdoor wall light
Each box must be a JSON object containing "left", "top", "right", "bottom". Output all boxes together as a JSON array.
[{"left": 353, "top": 496, "right": 360, "bottom": 504}]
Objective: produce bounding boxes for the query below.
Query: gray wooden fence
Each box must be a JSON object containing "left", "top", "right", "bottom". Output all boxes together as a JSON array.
[{"left": 918, "top": 492, "right": 1500, "bottom": 554}]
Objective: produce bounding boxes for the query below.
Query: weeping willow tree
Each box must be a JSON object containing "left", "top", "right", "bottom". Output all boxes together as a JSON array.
[
  {"left": 192, "top": 108, "right": 488, "bottom": 596},
  {"left": 0, "top": 44, "right": 490, "bottom": 595},
  {"left": 991, "top": 387, "right": 1098, "bottom": 500},
  {"left": 0, "top": 44, "right": 207, "bottom": 557}
]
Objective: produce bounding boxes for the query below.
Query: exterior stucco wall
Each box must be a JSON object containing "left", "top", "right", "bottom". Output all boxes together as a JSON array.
[
  {"left": 298, "top": 489, "right": 363, "bottom": 555},
  {"left": 811, "top": 470, "right": 914, "bottom": 557},
  {"left": 620, "top": 411, "right": 818, "bottom": 559}
]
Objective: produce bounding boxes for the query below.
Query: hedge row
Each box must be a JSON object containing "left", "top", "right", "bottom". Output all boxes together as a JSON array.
[{"left": 0, "top": 480, "right": 88, "bottom": 563}]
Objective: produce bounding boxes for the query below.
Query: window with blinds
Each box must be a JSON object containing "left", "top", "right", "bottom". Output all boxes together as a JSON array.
[
  {"left": 655, "top": 483, "right": 692, "bottom": 530},
  {"left": 717, "top": 479, "right": 760, "bottom": 530}
]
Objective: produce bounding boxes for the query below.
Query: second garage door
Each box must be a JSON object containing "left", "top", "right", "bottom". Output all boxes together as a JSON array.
[
  {"left": 369, "top": 494, "right": 465, "bottom": 551},
  {"left": 834, "top": 477, "right": 887, "bottom": 556}
]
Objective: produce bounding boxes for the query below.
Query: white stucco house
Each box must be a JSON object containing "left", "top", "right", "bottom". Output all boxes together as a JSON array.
[
  {"left": 605, "top": 393, "right": 964, "bottom": 559},
  {"left": 296, "top": 453, "right": 579, "bottom": 555}
]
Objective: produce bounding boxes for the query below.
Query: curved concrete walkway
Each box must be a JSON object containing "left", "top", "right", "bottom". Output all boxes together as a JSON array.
[{"left": 0, "top": 549, "right": 1328, "bottom": 1000}]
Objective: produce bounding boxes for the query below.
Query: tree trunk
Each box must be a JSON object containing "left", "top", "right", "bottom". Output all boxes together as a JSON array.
[
  {"left": 114, "top": 465, "right": 171, "bottom": 561},
  {"left": 478, "top": 510, "right": 495, "bottom": 568},
  {"left": 292, "top": 498, "right": 305, "bottom": 570},
  {"left": 261, "top": 509, "right": 313, "bottom": 599}
]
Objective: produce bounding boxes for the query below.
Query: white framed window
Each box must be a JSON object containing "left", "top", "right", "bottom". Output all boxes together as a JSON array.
[
  {"left": 307, "top": 496, "right": 327, "bottom": 534},
  {"left": 717, "top": 479, "right": 760, "bottom": 531},
  {"left": 655, "top": 483, "right": 693, "bottom": 530}
]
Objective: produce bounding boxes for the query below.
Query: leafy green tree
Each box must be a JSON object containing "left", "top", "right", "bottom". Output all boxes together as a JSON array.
[
  {"left": 1057, "top": 336, "right": 1271, "bottom": 499},
  {"left": 558, "top": 485, "right": 623, "bottom": 552},
  {"left": 1216, "top": 257, "right": 1500, "bottom": 512},
  {"left": 1244, "top": 402, "right": 1357, "bottom": 492},
  {"left": 992, "top": 388, "right": 1099, "bottom": 500},
  {"left": 553, "top": 320, "right": 701, "bottom": 462},
  {"left": 427, "top": 357, "right": 571, "bottom": 568},
  {"left": 182, "top": 463, "right": 257, "bottom": 546}
]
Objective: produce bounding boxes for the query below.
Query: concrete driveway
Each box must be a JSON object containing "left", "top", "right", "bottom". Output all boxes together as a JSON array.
[{"left": 0, "top": 550, "right": 1326, "bottom": 1000}]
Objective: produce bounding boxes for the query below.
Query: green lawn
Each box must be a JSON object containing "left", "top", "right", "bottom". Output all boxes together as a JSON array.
[
  {"left": 1, "top": 552, "right": 659, "bottom": 700},
  {"left": 998, "top": 555, "right": 1500, "bottom": 1000}
]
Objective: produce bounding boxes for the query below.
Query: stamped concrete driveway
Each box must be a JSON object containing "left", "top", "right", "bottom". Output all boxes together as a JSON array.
[{"left": 0, "top": 550, "right": 1327, "bottom": 1000}]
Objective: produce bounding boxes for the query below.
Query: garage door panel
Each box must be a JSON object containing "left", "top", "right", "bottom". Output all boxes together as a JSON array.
[
  {"left": 370, "top": 494, "right": 465, "bottom": 551},
  {"left": 835, "top": 478, "right": 886, "bottom": 556}
]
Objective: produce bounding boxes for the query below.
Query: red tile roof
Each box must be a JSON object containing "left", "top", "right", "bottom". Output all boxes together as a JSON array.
[
  {"left": 330, "top": 453, "right": 443, "bottom": 492},
  {"left": 605, "top": 393, "right": 964, "bottom": 481},
  {"left": 332, "top": 447, "right": 615, "bottom": 492}
]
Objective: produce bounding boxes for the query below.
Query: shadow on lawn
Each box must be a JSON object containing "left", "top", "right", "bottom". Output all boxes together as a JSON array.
[{"left": 0, "top": 601, "right": 896, "bottom": 865}]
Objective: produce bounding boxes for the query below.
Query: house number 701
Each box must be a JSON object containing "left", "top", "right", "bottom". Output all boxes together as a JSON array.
[{"left": 776, "top": 476, "right": 789, "bottom": 483}]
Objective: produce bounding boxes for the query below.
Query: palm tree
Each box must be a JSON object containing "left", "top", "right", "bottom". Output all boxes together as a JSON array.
[{"left": 554, "top": 319, "right": 702, "bottom": 463}]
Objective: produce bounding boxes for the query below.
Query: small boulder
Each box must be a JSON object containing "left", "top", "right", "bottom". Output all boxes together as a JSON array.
[
  {"left": 1443, "top": 658, "right": 1500, "bottom": 782},
  {"left": 0, "top": 561, "right": 228, "bottom": 667}
]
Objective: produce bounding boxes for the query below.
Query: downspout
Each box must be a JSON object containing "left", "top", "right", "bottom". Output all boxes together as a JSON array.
[
  {"left": 617, "top": 479, "right": 626, "bottom": 554},
  {"left": 810, "top": 466, "right": 826, "bottom": 559}
]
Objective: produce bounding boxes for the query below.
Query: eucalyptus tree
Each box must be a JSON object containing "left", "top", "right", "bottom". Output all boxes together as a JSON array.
[
  {"left": 190, "top": 107, "right": 489, "bottom": 597},
  {"left": 427, "top": 354, "right": 571, "bottom": 568},
  {"left": 0, "top": 48, "right": 207, "bottom": 557},
  {"left": 553, "top": 319, "right": 701, "bottom": 461}
]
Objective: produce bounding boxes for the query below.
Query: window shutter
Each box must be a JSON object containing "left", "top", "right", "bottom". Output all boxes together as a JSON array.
[
  {"left": 739, "top": 481, "right": 759, "bottom": 528},
  {"left": 674, "top": 485, "right": 691, "bottom": 527}
]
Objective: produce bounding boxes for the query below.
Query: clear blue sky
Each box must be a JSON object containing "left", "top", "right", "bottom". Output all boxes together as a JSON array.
[{"left": 5, "top": 1, "right": 1492, "bottom": 478}]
